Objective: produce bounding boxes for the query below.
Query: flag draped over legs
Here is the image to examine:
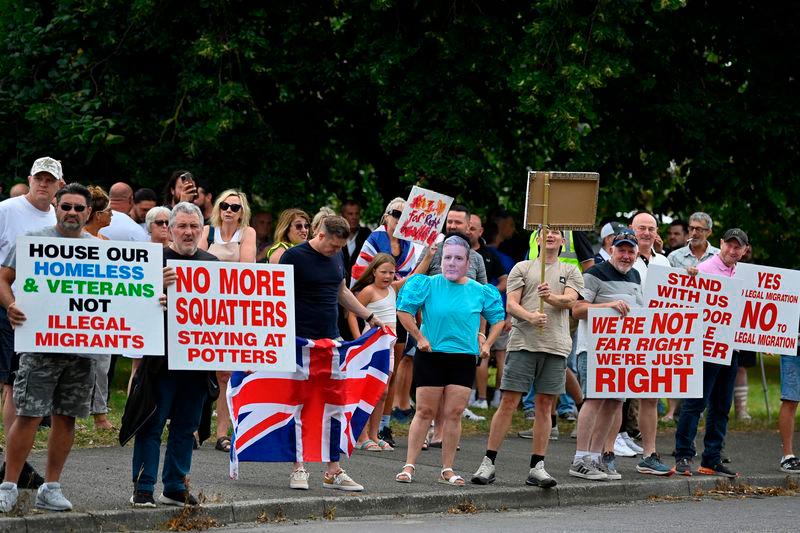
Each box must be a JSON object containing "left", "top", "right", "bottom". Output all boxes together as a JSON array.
[{"left": 227, "top": 328, "right": 394, "bottom": 478}]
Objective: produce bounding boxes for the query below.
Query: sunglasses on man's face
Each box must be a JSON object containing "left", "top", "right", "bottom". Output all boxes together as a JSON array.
[
  {"left": 219, "top": 202, "right": 242, "bottom": 213},
  {"left": 59, "top": 203, "right": 87, "bottom": 213}
]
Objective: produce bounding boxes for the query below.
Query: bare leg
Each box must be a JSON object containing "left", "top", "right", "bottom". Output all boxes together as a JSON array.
[
  {"left": 575, "top": 399, "right": 602, "bottom": 453},
  {"left": 440, "top": 385, "right": 470, "bottom": 470},
  {"left": 779, "top": 400, "right": 798, "bottom": 457},
  {"left": 127, "top": 358, "right": 142, "bottom": 396},
  {"left": 382, "top": 345, "right": 404, "bottom": 416},
  {"left": 590, "top": 400, "right": 622, "bottom": 454},
  {"left": 565, "top": 368, "right": 583, "bottom": 405},
  {"left": 604, "top": 403, "right": 622, "bottom": 453},
  {"left": 215, "top": 371, "right": 231, "bottom": 440},
  {"left": 486, "top": 391, "right": 522, "bottom": 451},
  {"left": 3, "top": 415, "right": 41, "bottom": 483},
  {"left": 533, "top": 394, "right": 556, "bottom": 455},
  {"left": 475, "top": 358, "right": 488, "bottom": 401},
  {"left": 400, "top": 387, "right": 443, "bottom": 476},
  {"left": 393, "top": 355, "right": 413, "bottom": 411},
  {"left": 638, "top": 398, "right": 659, "bottom": 456},
  {"left": 2, "top": 385, "right": 17, "bottom": 452},
  {"left": 44, "top": 415, "right": 76, "bottom": 482}
]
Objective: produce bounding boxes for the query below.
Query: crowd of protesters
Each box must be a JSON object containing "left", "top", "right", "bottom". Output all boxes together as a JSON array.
[{"left": 0, "top": 157, "right": 797, "bottom": 514}]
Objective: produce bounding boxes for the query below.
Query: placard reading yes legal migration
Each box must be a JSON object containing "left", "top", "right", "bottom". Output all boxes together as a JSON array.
[
  {"left": 587, "top": 308, "right": 703, "bottom": 398},
  {"left": 14, "top": 237, "right": 164, "bottom": 355},
  {"left": 167, "top": 261, "right": 296, "bottom": 371},
  {"left": 733, "top": 263, "right": 800, "bottom": 355},
  {"left": 393, "top": 186, "right": 453, "bottom": 247},
  {"left": 643, "top": 264, "right": 744, "bottom": 366}
]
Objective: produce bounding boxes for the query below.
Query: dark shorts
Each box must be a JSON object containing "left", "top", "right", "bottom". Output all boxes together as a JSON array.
[
  {"left": 14, "top": 353, "right": 95, "bottom": 418},
  {"left": 0, "top": 307, "right": 19, "bottom": 385},
  {"left": 737, "top": 350, "right": 756, "bottom": 368},
  {"left": 395, "top": 320, "right": 408, "bottom": 344},
  {"left": 413, "top": 351, "right": 477, "bottom": 388}
]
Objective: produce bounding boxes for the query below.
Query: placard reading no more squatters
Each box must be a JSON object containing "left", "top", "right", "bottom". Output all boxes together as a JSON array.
[
  {"left": 166, "top": 261, "right": 296, "bottom": 372},
  {"left": 643, "top": 264, "right": 744, "bottom": 366},
  {"left": 14, "top": 236, "right": 164, "bottom": 355},
  {"left": 587, "top": 308, "right": 703, "bottom": 398}
]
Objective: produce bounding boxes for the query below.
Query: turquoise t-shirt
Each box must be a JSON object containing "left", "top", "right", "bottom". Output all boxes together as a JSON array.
[{"left": 397, "top": 274, "right": 505, "bottom": 355}]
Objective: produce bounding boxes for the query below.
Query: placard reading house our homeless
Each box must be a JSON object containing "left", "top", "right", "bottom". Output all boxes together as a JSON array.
[
  {"left": 167, "top": 261, "right": 296, "bottom": 372},
  {"left": 733, "top": 263, "right": 800, "bottom": 355},
  {"left": 14, "top": 237, "right": 164, "bottom": 355},
  {"left": 587, "top": 308, "right": 703, "bottom": 398},
  {"left": 393, "top": 186, "right": 454, "bottom": 247},
  {"left": 643, "top": 264, "right": 744, "bottom": 366}
]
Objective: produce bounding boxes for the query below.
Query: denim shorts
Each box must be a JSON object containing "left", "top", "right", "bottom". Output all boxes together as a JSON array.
[{"left": 780, "top": 355, "right": 800, "bottom": 402}]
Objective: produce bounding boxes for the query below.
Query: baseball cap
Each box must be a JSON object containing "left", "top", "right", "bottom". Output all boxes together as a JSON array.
[
  {"left": 612, "top": 229, "right": 638, "bottom": 248},
  {"left": 600, "top": 221, "right": 625, "bottom": 240},
  {"left": 722, "top": 228, "right": 749, "bottom": 246},
  {"left": 30, "top": 157, "right": 63, "bottom": 181}
]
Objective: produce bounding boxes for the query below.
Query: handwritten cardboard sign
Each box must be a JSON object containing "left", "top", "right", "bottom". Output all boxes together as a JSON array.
[
  {"left": 393, "top": 186, "right": 453, "bottom": 247},
  {"left": 643, "top": 264, "right": 744, "bottom": 366},
  {"left": 587, "top": 308, "right": 703, "bottom": 398},
  {"left": 167, "top": 261, "right": 296, "bottom": 371},
  {"left": 733, "top": 263, "right": 800, "bottom": 355},
  {"left": 14, "top": 237, "right": 164, "bottom": 355}
]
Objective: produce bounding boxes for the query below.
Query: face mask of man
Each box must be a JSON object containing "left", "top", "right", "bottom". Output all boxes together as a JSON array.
[{"left": 442, "top": 242, "right": 469, "bottom": 281}]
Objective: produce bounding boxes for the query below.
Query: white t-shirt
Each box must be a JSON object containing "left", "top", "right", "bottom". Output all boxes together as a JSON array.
[
  {"left": 633, "top": 251, "right": 669, "bottom": 286},
  {"left": 0, "top": 195, "right": 56, "bottom": 264},
  {"left": 99, "top": 210, "right": 150, "bottom": 242}
]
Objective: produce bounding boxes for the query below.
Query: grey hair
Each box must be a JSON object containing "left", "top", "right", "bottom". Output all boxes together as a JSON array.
[
  {"left": 145, "top": 206, "right": 171, "bottom": 230},
  {"left": 169, "top": 201, "right": 203, "bottom": 228},
  {"left": 311, "top": 206, "right": 336, "bottom": 237},
  {"left": 689, "top": 212, "right": 713, "bottom": 230},
  {"left": 443, "top": 235, "right": 470, "bottom": 251}
]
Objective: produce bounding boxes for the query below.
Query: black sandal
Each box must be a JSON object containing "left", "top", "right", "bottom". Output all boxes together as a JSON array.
[{"left": 215, "top": 436, "right": 231, "bottom": 452}]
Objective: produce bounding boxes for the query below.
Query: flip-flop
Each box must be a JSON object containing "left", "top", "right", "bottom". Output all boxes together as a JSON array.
[
  {"left": 377, "top": 439, "right": 394, "bottom": 451},
  {"left": 356, "top": 439, "right": 381, "bottom": 451}
]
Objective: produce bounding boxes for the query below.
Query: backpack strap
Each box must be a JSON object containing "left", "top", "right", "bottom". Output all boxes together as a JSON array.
[{"left": 207, "top": 226, "right": 215, "bottom": 248}]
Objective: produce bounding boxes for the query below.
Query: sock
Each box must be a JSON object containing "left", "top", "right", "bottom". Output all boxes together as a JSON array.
[
  {"left": 589, "top": 452, "right": 601, "bottom": 462},
  {"left": 530, "top": 454, "right": 545, "bottom": 468},
  {"left": 574, "top": 451, "right": 589, "bottom": 464},
  {"left": 380, "top": 415, "right": 391, "bottom": 431},
  {"left": 485, "top": 450, "right": 498, "bottom": 464},
  {"left": 551, "top": 414, "right": 557, "bottom": 427}
]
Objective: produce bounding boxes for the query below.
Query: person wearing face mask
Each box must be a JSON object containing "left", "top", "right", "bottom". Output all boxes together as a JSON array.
[
  {"left": 394, "top": 236, "right": 505, "bottom": 486},
  {"left": 266, "top": 209, "right": 310, "bottom": 264}
]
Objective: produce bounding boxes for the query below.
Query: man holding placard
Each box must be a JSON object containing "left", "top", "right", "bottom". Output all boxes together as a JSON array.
[
  {"left": 673, "top": 228, "right": 749, "bottom": 478},
  {"left": 0, "top": 183, "right": 96, "bottom": 513}
]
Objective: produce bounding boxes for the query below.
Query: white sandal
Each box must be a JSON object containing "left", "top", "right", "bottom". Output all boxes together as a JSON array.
[
  {"left": 438, "top": 468, "right": 465, "bottom": 486},
  {"left": 395, "top": 464, "right": 415, "bottom": 483}
]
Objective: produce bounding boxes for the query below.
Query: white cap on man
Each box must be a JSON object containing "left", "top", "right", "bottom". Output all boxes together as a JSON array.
[{"left": 30, "top": 157, "right": 63, "bottom": 182}]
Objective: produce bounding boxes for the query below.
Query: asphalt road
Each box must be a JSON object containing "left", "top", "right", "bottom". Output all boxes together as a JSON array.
[{"left": 210, "top": 495, "right": 800, "bottom": 532}]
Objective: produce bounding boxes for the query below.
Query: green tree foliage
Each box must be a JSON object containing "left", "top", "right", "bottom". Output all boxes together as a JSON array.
[{"left": 0, "top": 1, "right": 796, "bottom": 265}]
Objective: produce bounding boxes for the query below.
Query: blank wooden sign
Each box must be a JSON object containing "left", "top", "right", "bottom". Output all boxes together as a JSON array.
[{"left": 524, "top": 171, "right": 600, "bottom": 231}]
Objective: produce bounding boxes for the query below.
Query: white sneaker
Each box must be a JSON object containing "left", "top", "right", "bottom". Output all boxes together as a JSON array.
[
  {"left": 614, "top": 433, "right": 637, "bottom": 457},
  {"left": 620, "top": 432, "right": 644, "bottom": 454},
  {"left": 490, "top": 391, "right": 502, "bottom": 408},
  {"left": 322, "top": 469, "right": 363, "bottom": 492},
  {"left": 462, "top": 408, "right": 486, "bottom": 421},
  {"left": 35, "top": 482, "right": 73, "bottom": 511},
  {"left": 469, "top": 399, "right": 489, "bottom": 410},
  {"left": 470, "top": 456, "right": 496, "bottom": 485},
  {"left": 526, "top": 461, "right": 557, "bottom": 488},
  {"left": 289, "top": 468, "right": 310, "bottom": 490},
  {"left": 550, "top": 426, "right": 559, "bottom": 441},
  {"left": 0, "top": 482, "right": 18, "bottom": 513}
]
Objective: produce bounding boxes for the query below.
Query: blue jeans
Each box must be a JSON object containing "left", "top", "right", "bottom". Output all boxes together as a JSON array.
[
  {"left": 675, "top": 354, "right": 738, "bottom": 467},
  {"left": 132, "top": 370, "right": 208, "bottom": 493}
]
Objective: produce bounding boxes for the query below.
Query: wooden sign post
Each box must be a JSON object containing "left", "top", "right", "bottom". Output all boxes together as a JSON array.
[{"left": 524, "top": 171, "right": 600, "bottom": 313}]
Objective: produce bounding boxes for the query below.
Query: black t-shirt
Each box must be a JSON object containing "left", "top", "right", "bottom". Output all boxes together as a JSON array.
[
  {"left": 476, "top": 243, "right": 507, "bottom": 286},
  {"left": 572, "top": 231, "right": 596, "bottom": 264},
  {"left": 281, "top": 241, "right": 344, "bottom": 339},
  {"left": 164, "top": 246, "right": 219, "bottom": 266}
]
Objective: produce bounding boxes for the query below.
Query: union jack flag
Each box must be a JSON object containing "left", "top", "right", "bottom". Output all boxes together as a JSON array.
[
  {"left": 227, "top": 328, "right": 394, "bottom": 479},
  {"left": 350, "top": 225, "right": 418, "bottom": 286}
]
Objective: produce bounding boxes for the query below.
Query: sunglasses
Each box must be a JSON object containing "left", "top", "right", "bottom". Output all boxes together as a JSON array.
[
  {"left": 59, "top": 203, "right": 87, "bottom": 213},
  {"left": 612, "top": 232, "right": 638, "bottom": 244},
  {"left": 293, "top": 222, "right": 310, "bottom": 230},
  {"left": 388, "top": 209, "right": 403, "bottom": 219},
  {"left": 152, "top": 220, "right": 169, "bottom": 227},
  {"left": 179, "top": 172, "right": 194, "bottom": 182},
  {"left": 219, "top": 202, "right": 242, "bottom": 213}
]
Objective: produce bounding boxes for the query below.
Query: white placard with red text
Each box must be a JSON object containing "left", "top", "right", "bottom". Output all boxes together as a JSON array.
[
  {"left": 167, "top": 260, "right": 295, "bottom": 371},
  {"left": 14, "top": 236, "right": 164, "bottom": 355},
  {"left": 392, "top": 186, "right": 454, "bottom": 247},
  {"left": 733, "top": 263, "right": 800, "bottom": 355},
  {"left": 587, "top": 308, "right": 703, "bottom": 398},
  {"left": 643, "top": 264, "right": 744, "bottom": 366}
]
